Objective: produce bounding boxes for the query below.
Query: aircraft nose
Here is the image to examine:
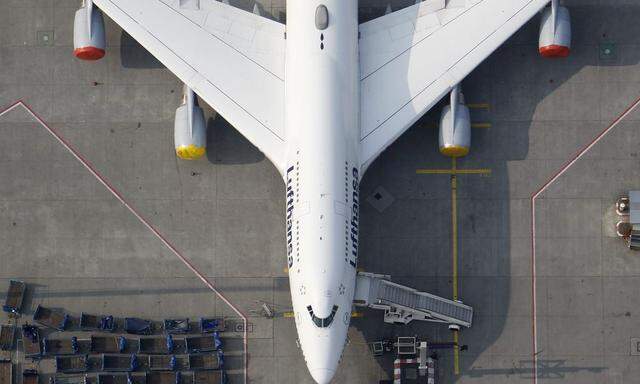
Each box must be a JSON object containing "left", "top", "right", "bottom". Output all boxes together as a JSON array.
[{"left": 310, "top": 368, "right": 335, "bottom": 384}]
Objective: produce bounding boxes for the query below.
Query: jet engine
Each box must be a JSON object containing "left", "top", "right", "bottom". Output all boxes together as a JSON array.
[
  {"left": 539, "top": 0, "right": 571, "bottom": 58},
  {"left": 73, "top": 0, "right": 106, "bottom": 60},
  {"left": 175, "top": 85, "right": 207, "bottom": 160},
  {"left": 439, "top": 86, "right": 470, "bottom": 158}
]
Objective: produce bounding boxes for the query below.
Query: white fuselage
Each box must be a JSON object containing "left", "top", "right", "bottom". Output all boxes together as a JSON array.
[{"left": 284, "top": 1, "right": 360, "bottom": 383}]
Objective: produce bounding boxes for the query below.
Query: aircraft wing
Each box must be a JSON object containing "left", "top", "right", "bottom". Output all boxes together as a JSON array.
[
  {"left": 359, "top": 0, "right": 549, "bottom": 170},
  {"left": 93, "top": 0, "right": 287, "bottom": 174}
]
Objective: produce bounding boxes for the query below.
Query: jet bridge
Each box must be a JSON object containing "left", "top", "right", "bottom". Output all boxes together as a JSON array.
[{"left": 354, "top": 272, "right": 473, "bottom": 328}]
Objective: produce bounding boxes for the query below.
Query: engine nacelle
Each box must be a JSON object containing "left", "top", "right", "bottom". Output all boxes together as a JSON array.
[
  {"left": 539, "top": 4, "right": 571, "bottom": 58},
  {"left": 175, "top": 86, "right": 207, "bottom": 160},
  {"left": 73, "top": 1, "right": 106, "bottom": 60},
  {"left": 439, "top": 87, "right": 470, "bottom": 158}
]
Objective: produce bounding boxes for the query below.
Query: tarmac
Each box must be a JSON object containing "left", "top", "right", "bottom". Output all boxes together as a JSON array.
[{"left": 2, "top": 0, "right": 640, "bottom": 383}]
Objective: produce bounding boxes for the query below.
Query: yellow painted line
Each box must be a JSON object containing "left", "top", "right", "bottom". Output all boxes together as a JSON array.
[
  {"left": 454, "top": 330, "right": 460, "bottom": 375},
  {"left": 283, "top": 311, "right": 364, "bottom": 318},
  {"left": 451, "top": 158, "right": 458, "bottom": 301},
  {"left": 416, "top": 168, "right": 492, "bottom": 175},
  {"left": 420, "top": 122, "right": 490, "bottom": 129},
  {"left": 467, "top": 103, "right": 490, "bottom": 111},
  {"left": 451, "top": 157, "right": 460, "bottom": 375}
]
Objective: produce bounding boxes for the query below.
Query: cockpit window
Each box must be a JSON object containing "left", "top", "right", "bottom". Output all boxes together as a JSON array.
[{"left": 307, "top": 305, "right": 338, "bottom": 328}]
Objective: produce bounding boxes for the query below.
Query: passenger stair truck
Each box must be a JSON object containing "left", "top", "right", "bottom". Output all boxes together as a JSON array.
[{"left": 353, "top": 272, "right": 473, "bottom": 329}]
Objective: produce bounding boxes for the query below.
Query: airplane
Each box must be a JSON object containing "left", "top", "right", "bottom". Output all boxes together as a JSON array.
[{"left": 71, "top": 0, "right": 571, "bottom": 382}]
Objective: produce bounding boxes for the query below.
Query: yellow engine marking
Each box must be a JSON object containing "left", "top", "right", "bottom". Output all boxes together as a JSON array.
[{"left": 176, "top": 144, "right": 205, "bottom": 160}]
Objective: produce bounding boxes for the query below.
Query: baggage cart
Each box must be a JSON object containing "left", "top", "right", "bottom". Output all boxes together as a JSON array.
[
  {"left": 124, "top": 319, "right": 152, "bottom": 336},
  {"left": 198, "top": 319, "right": 224, "bottom": 334},
  {"left": 188, "top": 353, "right": 222, "bottom": 371},
  {"left": 2, "top": 280, "right": 26, "bottom": 315},
  {"left": 80, "top": 313, "right": 115, "bottom": 332},
  {"left": 22, "top": 369, "right": 38, "bottom": 384},
  {"left": 185, "top": 333, "right": 222, "bottom": 353},
  {"left": 97, "top": 373, "right": 146, "bottom": 384},
  {"left": 90, "top": 336, "right": 126, "bottom": 354},
  {"left": 191, "top": 371, "right": 226, "bottom": 384},
  {"left": 33, "top": 306, "right": 69, "bottom": 331},
  {"left": 22, "top": 325, "right": 42, "bottom": 358},
  {"left": 138, "top": 336, "right": 174, "bottom": 355},
  {"left": 101, "top": 354, "right": 139, "bottom": 372},
  {"left": 43, "top": 337, "right": 80, "bottom": 355},
  {"left": 0, "top": 360, "right": 11, "bottom": 384},
  {"left": 147, "top": 355, "right": 185, "bottom": 371},
  {"left": 162, "top": 319, "right": 189, "bottom": 335},
  {"left": 0, "top": 325, "right": 15, "bottom": 351},
  {"left": 147, "top": 372, "right": 180, "bottom": 384},
  {"left": 55, "top": 355, "right": 88, "bottom": 373}
]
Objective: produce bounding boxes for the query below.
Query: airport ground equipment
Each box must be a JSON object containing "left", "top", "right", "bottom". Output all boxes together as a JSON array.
[
  {"left": 146, "top": 371, "right": 180, "bottom": 384},
  {"left": 81, "top": 313, "right": 115, "bottom": 332},
  {"left": 198, "top": 319, "right": 224, "bottom": 334},
  {"left": 98, "top": 373, "right": 147, "bottom": 384},
  {"left": 185, "top": 334, "right": 222, "bottom": 354},
  {"left": 101, "top": 354, "right": 139, "bottom": 372},
  {"left": 0, "top": 359, "right": 11, "bottom": 384},
  {"left": 354, "top": 272, "right": 473, "bottom": 328},
  {"left": 0, "top": 325, "right": 15, "bottom": 351},
  {"left": 33, "top": 306, "right": 70, "bottom": 331},
  {"left": 44, "top": 337, "right": 80, "bottom": 355},
  {"left": 191, "top": 371, "right": 227, "bottom": 384},
  {"left": 188, "top": 353, "right": 222, "bottom": 371},
  {"left": 138, "top": 336, "right": 174, "bottom": 355},
  {"left": 148, "top": 355, "right": 185, "bottom": 371},
  {"left": 22, "top": 325, "right": 42, "bottom": 358},
  {"left": 56, "top": 355, "right": 89, "bottom": 373},
  {"left": 3, "top": 281, "right": 26, "bottom": 315},
  {"left": 124, "top": 319, "right": 153, "bottom": 336},
  {"left": 22, "top": 368, "right": 38, "bottom": 384},
  {"left": 621, "top": 192, "right": 640, "bottom": 249},
  {"left": 91, "top": 336, "right": 127, "bottom": 354},
  {"left": 163, "top": 319, "right": 189, "bottom": 335},
  {"left": 51, "top": 374, "right": 88, "bottom": 384}
]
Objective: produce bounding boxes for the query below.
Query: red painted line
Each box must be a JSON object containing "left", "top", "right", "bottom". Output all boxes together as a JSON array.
[
  {"left": 529, "top": 95, "right": 640, "bottom": 384},
  {"left": 0, "top": 100, "right": 248, "bottom": 384}
]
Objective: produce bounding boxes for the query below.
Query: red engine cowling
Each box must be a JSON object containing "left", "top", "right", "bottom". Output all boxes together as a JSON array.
[
  {"left": 73, "top": 2, "right": 106, "bottom": 61},
  {"left": 539, "top": 4, "right": 571, "bottom": 58}
]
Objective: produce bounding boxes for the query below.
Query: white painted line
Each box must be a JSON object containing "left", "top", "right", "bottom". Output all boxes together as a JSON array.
[
  {"left": 0, "top": 100, "right": 248, "bottom": 384},
  {"left": 530, "top": 96, "right": 640, "bottom": 383}
]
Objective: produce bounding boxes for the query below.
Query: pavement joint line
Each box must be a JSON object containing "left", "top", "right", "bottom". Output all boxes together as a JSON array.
[
  {"left": 0, "top": 99, "right": 248, "bottom": 384},
  {"left": 529, "top": 94, "right": 640, "bottom": 384}
]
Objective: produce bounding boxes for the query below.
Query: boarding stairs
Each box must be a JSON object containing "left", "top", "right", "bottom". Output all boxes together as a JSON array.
[{"left": 354, "top": 272, "right": 473, "bottom": 328}]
